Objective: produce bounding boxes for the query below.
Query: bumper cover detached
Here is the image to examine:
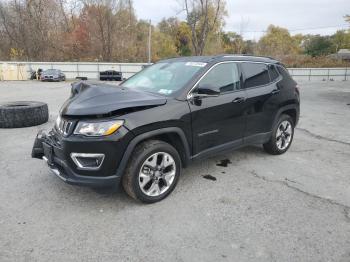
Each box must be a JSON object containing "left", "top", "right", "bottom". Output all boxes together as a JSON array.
[{"left": 31, "top": 130, "right": 122, "bottom": 187}]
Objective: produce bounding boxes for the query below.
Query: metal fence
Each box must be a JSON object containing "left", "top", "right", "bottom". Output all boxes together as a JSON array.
[
  {"left": 288, "top": 68, "right": 349, "bottom": 81},
  {"left": 0, "top": 61, "right": 349, "bottom": 81},
  {"left": 0, "top": 61, "right": 150, "bottom": 81}
]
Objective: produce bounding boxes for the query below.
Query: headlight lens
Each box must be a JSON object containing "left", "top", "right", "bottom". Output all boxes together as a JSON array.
[{"left": 74, "top": 120, "right": 124, "bottom": 136}]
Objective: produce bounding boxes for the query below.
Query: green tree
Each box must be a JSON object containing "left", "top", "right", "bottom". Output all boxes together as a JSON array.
[
  {"left": 331, "top": 30, "right": 350, "bottom": 51},
  {"left": 222, "top": 32, "right": 244, "bottom": 54},
  {"left": 242, "top": 40, "right": 257, "bottom": 54},
  {"left": 303, "top": 35, "right": 335, "bottom": 57},
  {"left": 152, "top": 30, "right": 178, "bottom": 61},
  {"left": 258, "top": 25, "right": 300, "bottom": 57},
  {"left": 158, "top": 17, "right": 179, "bottom": 39},
  {"left": 134, "top": 20, "right": 149, "bottom": 62},
  {"left": 157, "top": 18, "right": 192, "bottom": 56},
  {"left": 175, "top": 22, "right": 192, "bottom": 56}
]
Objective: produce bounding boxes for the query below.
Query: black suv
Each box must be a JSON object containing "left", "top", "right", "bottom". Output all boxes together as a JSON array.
[{"left": 32, "top": 55, "right": 300, "bottom": 203}]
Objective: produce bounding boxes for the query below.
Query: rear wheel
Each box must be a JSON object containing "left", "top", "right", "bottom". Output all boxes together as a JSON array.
[
  {"left": 122, "top": 140, "right": 181, "bottom": 203},
  {"left": 263, "top": 114, "right": 294, "bottom": 155}
]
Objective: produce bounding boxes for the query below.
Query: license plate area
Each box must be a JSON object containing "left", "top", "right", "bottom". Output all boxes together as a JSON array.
[{"left": 43, "top": 142, "right": 53, "bottom": 165}]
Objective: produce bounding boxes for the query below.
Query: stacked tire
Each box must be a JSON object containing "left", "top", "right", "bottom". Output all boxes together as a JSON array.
[{"left": 0, "top": 101, "right": 49, "bottom": 128}]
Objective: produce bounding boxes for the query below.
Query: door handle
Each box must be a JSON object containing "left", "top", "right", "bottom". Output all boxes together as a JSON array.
[
  {"left": 232, "top": 97, "right": 245, "bottom": 103},
  {"left": 271, "top": 89, "right": 280, "bottom": 95}
]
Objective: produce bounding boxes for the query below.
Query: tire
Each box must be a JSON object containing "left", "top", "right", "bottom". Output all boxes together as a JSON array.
[
  {"left": 263, "top": 114, "right": 294, "bottom": 155},
  {"left": 122, "top": 140, "right": 182, "bottom": 203},
  {"left": 0, "top": 101, "right": 49, "bottom": 128}
]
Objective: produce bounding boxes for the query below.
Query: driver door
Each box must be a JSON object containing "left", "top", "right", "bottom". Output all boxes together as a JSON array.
[{"left": 188, "top": 62, "right": 246, "bottom": 156}]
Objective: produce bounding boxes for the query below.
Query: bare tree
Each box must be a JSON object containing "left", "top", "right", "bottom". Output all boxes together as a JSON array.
[{"left": 183, "top": 0, "right": 226, "bottom": 55}]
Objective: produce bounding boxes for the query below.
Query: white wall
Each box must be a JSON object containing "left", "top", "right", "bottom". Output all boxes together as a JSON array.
[{"left": 0, "top": 61, "right": 150, "bottom": 80}]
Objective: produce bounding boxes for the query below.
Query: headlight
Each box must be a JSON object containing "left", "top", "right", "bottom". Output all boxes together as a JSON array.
[{"left": 74, "top": 120, "right": 124, "bottom": 136}]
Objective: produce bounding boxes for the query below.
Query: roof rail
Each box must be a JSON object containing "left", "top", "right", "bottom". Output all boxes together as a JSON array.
[{"left": 219, "top": 54, "right": 276, "bottom": 60}]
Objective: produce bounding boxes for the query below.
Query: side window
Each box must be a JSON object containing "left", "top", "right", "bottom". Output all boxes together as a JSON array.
[
  {"left": 268, "top": 64, "right": 279, "bottom": 81},
  {"left": 198, "top": 63, "right": 241, "bottom": 93},
  {"left": 241, "top": 63, "right": 270, "bottom": 88},
  {"left": 277, "top": 65, "right": 291, "bottom": 79}
]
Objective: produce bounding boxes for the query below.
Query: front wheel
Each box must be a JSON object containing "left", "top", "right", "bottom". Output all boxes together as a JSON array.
[
  {"left": 122, "top": 140, "right": 181, "bottom": 203},
  {"left": 263, "top": 114, "right": 294, "bottom": 155}
]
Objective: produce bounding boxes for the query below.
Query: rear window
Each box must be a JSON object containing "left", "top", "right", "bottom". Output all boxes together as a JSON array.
[
  {"left": 268, "top": 65, "right": 279, "bottom": 81},
  {"left": 241, "top": 63, "right": 270, "bottom": 88},
  {"left": 277, "top": 65, "right": 291, "bottom": 79}
]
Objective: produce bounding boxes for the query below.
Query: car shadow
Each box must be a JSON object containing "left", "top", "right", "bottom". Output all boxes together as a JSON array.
[{"left": 45, "top": 145, "right": 266, "bottom": 206}]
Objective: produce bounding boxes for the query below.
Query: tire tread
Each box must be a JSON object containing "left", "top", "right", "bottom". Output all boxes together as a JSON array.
[{"left": 0, "top": 101, "right": 48, "bottom": 128}]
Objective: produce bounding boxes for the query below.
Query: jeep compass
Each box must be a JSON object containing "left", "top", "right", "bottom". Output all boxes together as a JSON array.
[{"left": 32, "top": 55, "right": 300, "bottom": 203}]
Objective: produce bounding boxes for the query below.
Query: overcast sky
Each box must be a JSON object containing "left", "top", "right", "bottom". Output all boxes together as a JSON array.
[{"left": 133, "top": 0, "right": 350, "bottom": 40}]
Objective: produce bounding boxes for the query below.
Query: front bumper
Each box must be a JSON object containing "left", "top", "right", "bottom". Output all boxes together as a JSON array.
[
  {"left": 41, "top": 76, "right": 60, "bottom": 81},
  {"left": 42, "top": 153, "right": 121, "bottom": 187},
  {"left": 32, "top": 128, "right": 132, "bottom": 187}
]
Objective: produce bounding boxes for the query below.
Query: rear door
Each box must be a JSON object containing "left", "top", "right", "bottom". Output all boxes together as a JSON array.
[
  {"left": 242, "top": 62, "right": 281, "bottom": 141},
  {"left": 188, "top": 62, "right": 246, "bottom": 156}
]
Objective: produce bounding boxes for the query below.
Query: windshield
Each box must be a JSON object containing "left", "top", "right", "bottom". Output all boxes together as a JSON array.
[
  {"left": 44, "top": 69, "right": 58, "bottom": 74},
  {"left": 122, "top": 61, "right": 206, "bottom": 95}
]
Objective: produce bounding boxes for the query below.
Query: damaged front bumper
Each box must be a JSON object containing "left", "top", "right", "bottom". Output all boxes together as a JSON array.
[{"left": 31, "top": 129, "right": 129, "bottom": 187}]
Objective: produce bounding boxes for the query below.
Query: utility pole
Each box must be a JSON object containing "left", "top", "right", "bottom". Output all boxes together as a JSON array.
[{"left": 148, "top": 19, "right": 152, "bottom": 64}]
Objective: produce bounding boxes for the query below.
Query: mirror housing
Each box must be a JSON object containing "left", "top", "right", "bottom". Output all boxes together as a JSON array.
[{"left": 192, "top": 84, "right": 220, "bottom": 98}]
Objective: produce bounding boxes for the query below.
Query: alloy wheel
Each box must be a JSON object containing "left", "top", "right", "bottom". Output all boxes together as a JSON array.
[
  {"left": 138, "top": 152, "right": 176, "bottom": 197},
  {"left": 276, "top": 120, "right": 293, "bottom": 150}
]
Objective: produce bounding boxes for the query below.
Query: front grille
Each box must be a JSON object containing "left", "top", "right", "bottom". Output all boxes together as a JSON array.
[{"left": 57, "top": 117, "right": 74, "bottom": 136}]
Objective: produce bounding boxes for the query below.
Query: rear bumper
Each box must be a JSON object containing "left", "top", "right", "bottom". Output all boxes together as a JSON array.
[{"left": 32, "top": 129, "right": 130, "bottom": 187}]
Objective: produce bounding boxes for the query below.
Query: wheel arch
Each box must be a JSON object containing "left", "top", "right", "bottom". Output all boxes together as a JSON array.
[
  {"left": 273, "top": 104, "right": 299, "bottom": 129},
  {"left": 115, "top": 127, "right": 191, "bottom": 178}
]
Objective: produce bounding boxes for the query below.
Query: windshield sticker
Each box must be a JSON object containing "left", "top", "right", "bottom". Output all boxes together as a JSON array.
[
  {"left": 185, "top": 62, "right": 207, "bottom": 67},
  {"left": 158, "top": 89, "right": 173, "bottom": 95}
]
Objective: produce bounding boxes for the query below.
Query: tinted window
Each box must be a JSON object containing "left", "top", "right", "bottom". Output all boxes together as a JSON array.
[
  {"left": 268, "top": 64, "right": 279, "bottom": 81},
  {"left": 277, "top": 65, "right": 291, "bottom": 79},
  {"left": 242, "top": 63, "right": 270, "bottom": 88},
  {"left": 198, "top": 63, "right": 241, "bottom": 93}
]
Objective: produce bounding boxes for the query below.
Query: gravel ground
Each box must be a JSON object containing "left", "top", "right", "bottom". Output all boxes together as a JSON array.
[{"left": 0, "top": 80, "right": 350, "bottom": 262}]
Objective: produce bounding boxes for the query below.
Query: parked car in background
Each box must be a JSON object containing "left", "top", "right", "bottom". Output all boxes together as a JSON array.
[
  {"left": 41, "top": 69, "right": 66, "bottom": 82},
  {"left": 99, "top": 70, "right": 123, "bottom": 81},
  {"left": 32, "top": 55, "right": 300, "bottom": 203}
]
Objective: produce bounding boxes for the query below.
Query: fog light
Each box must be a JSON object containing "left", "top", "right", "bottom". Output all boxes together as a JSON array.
[{"left": 70, "top": 153, "right": 105, "bottom": 170}]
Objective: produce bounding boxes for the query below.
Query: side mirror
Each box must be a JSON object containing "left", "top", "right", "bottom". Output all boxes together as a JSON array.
[{"left": 193, "top": 84, "right": 220, "bottom": 98}]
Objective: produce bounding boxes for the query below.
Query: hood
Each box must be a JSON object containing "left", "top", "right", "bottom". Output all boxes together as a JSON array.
[{"left": 60, "top": 82, "right": 167, "bottom": 116}]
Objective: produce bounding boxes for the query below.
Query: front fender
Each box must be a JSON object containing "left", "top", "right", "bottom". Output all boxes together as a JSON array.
[{"left": 114, "top": 127, "right": 191, "bottom": 178}]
